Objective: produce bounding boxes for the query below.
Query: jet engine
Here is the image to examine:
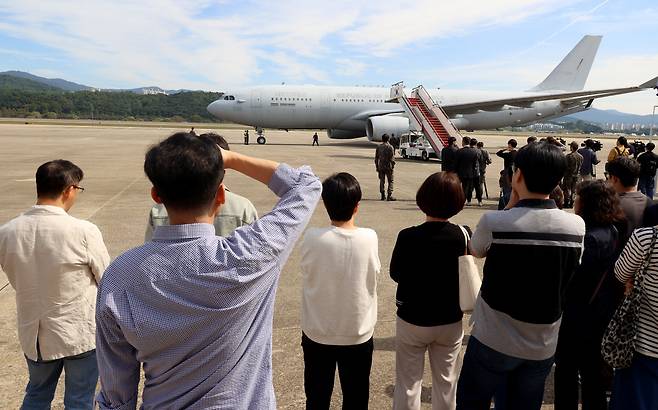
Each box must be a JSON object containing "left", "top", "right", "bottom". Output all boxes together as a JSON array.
[
  {"left": 366, "top": 116, "right": 409, "bottom": 142},
  {"left": 326, "top": 129, "right": 366, "bottom": 139}
]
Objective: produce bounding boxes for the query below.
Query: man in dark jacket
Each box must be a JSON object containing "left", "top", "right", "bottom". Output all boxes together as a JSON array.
[
  {"left": 477, "top": 141, "right": 491, "bottom": 199},
  {"left": 578, "top": 140, "right": 600, "bottom": 180},
  {"left": 562, "top": 142, "right": 583, "bottom": 208},
  {"left": 455, "top": 138, "right": 483, "bottom": 206},
  {"left": 441, "top": 137, "right": 459, "bottom": 172},
  {"left": 496, "top": 139, "right": 518, "bottom": 208},
  {"left": 375, "top": 134, "right": 396, "bottom": 201},
  {"left": 637, "top": 142, "right": 658, "bottom": 199},
  {"left": 607, "top": 157, "right": 650, "bottom": 242}
]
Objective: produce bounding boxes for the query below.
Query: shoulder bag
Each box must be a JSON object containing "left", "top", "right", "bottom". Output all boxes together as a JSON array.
[
  {"left": 458, "top": 225, "right": 482, "bottom": 314},
  {"left": 601, "top": 227, "right": 657, "bottom": 368}
]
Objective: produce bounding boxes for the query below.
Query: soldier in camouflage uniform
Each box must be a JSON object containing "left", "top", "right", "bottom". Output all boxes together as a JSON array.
[
  {"left": 375, "top": 134, "right": 396, "bottom": 201},
  {"left": 562, "top": 141, "right": 584, "bottom": 208}
]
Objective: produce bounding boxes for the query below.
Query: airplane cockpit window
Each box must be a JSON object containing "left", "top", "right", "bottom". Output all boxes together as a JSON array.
[{"left": 223, "top": 95, "right": 236, "bottom": 101}]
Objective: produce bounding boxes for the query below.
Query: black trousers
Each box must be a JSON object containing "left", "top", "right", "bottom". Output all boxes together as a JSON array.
[
  {"left": 554, "top": 320, "right": 611, "bottom": 410},
  {"left": 302, "top": 333, "right": 373, "bottom": 410},
  {"left": 462, "top": 177, "right": 482, "bottom": 202}
]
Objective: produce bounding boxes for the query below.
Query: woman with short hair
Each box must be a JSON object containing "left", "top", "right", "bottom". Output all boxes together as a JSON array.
[
  {"left": 554, "top": 180, "right": 626, "bottom": 409},
  {"left": 390, "top": 172, "right": 468, "bottom": 410}
]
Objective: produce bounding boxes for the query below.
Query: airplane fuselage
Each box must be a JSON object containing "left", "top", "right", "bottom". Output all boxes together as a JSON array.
[{"left": 207, "top": 85, "right": 580, "bottom": 140}]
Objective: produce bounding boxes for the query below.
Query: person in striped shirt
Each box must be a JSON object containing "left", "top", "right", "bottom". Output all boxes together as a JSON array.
[{"left": 611, "top": 227, "right": 658, "bottom": 410}]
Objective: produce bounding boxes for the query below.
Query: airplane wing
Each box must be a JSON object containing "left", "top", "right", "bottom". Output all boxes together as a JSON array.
[{"left": 442, "top": 76, "right": 658, "bottom": 115}]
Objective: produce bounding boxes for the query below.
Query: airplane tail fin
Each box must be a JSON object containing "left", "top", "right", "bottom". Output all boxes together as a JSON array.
[{"left": 530, "top": 35, "right": 602, "bottom": 92}]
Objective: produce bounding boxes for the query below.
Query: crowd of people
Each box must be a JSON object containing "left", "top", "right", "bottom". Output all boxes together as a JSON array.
[{"left": 1, "top": 131, "right": 658, "bottom": 410}]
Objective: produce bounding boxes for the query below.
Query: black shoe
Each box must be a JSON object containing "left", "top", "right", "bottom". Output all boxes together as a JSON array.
[
  {"left": 381, "top": 193, "right": 386, "bottom": 201},
  {"left": 387, "top": 196, "right": 397, "bottom": 201}
]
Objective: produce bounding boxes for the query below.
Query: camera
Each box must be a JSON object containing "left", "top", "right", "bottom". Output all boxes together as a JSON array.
[
  {"left": 582, "top": 139, "right": 603, "bottom": 151},
  {"left": 630, "top": 140, "right": 646, "bottom": 158}
]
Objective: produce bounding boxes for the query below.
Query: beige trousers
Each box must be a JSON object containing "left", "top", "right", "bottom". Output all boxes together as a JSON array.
[{"left": 393, "top": 317, "right": 463, "bottom": 410}]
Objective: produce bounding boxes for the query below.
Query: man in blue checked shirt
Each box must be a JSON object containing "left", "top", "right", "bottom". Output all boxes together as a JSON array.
[{"left": 95, "top": 132, "right": 322, "bottom": 409}]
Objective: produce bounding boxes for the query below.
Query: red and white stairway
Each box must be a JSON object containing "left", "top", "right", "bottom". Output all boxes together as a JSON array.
[{"left": 390, "top": 82, "right": 463, "bottom": 155}]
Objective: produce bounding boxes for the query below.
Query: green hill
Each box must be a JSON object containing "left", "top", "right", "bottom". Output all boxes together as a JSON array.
[
  {"left": 0, "top": 74, "right": 61, "bottom": 92},
  {"left": 0, "top": 88, "right": 223, "bottom": 121}
]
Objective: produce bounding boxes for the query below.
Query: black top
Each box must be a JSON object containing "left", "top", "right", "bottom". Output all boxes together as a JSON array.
[
  {"left": 441, "top": 145, "right": 459, "bottom": 172},
  {"left": 454, "top": 147, "right": 482, "bottom": 179},
  {"left": 560, "top": 224, "right": 624, "bottom": 342},
  {"left": 638, "top": 151, "right": 658, "bottom": 177},
  {"left": 496, "top": 149, "right": 517, "bottom": 181},
  {"left": 390, "top": 222, "right": 467, "bottom": 326}
]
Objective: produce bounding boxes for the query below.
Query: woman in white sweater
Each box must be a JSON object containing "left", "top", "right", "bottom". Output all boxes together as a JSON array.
[
  {"left": 300, "top": 172, "right": 380, "bottom": 409},
  {"left": 611, "top": 227, "right": 658, "bottom": 410}
]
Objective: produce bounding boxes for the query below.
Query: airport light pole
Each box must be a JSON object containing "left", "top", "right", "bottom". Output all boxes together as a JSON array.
[{"left": 649, "top": 105, "right": 658, "bottom": 141}]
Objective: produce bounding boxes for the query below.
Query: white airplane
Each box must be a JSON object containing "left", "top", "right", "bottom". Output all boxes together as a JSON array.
[{"left": 207, "top": 36, "right": 658, "bottom": 145}]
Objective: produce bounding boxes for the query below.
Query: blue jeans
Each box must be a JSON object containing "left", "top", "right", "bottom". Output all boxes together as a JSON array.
[
  {"left": 456, "top": 337, "right": 554, "bottom": 410},
  {"left": 22, "top": 349, "right": 98, "bottom": 410},
  {"left": 638, "top": 175, "right": 656, "bottom": 199},
  {"left": 610, "top": 353, "right": 658, "bottom": 410}
]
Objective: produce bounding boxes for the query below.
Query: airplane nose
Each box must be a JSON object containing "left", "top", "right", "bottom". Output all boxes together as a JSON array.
[{"left": 207, "top": 100, "right": 221, "bottom": 117}]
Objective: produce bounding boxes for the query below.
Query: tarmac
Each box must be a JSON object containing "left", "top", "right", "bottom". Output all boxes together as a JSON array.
[{"left": 0, "top": 123, "right": 622, "bottom": 408}]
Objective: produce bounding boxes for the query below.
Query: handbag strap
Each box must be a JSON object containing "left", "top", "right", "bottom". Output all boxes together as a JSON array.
[{"left": 458, "top": 225, "right": 470, "bottom": 256}]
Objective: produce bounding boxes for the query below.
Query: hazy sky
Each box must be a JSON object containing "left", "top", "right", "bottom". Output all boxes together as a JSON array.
[{"left": 0, "top": 0, "right": 657, "bottom": 114}]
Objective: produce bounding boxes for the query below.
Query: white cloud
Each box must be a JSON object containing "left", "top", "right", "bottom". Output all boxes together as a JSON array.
[
  {"left": 334, "top": 59, "right": 367, "bottom": 77},
  {"left": 0, "top": 0, "right": 259, "bottom": 89},
  {"left": 340, "top": 0, "right": 576, "bottom": 57},
  {"left": 262, "top": 52, "right": 329, "bottom": 83}
]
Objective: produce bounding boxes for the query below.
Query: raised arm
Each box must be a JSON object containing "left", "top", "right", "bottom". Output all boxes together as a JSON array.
[
  {"left": 221, "top": 149, "right": 279, "bottom": 185},
  {"left": 221, "top": 152, "right": 322, "bottom": 273}
]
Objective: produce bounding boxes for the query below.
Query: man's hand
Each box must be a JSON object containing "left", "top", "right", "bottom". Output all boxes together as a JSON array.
[
  {"left": 219, "top": 147, "right": 236, "bottom": 169},
  {"left": 218, "top": 148, "right": 279, "bottom": 185}
]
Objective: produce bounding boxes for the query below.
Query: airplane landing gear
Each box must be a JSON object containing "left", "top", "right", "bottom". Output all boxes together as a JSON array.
[{"left": 255, "top": 127, "right": 266, "bottom": 145}]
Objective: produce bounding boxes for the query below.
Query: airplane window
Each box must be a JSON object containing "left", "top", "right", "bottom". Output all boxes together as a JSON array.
[{"left": 229, "top": 96, "right": 235, "bottom": 100}]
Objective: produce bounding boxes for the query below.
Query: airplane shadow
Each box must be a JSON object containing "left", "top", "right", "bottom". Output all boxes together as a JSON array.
[
  {"left": 329, "top": 154, "right": 374, "bottom": 160},
  {"left": 328, "top": 141, "right": 376, "bottom": 149}
]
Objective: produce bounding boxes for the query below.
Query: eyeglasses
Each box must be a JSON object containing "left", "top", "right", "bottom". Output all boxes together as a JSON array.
[{"left": 72, "top": 185, "right": 85, "bottom": 192}]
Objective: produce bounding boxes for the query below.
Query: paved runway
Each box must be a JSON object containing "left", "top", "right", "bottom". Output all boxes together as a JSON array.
[{"left": 0, "top": 123, "right": 618, "bottom": 408}]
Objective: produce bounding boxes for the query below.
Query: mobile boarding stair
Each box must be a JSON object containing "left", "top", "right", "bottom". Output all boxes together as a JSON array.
[{"left": 389, "top": 82, "right": 463, "bottom": 156}]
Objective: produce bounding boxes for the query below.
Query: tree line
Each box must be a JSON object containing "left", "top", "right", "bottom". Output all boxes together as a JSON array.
[{"left": 0, "top": 89, "right": 224, "bottom": 122}]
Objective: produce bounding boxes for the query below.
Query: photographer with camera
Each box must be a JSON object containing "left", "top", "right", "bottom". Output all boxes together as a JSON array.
[
  {"left": 630, "top": 140, "right": 646, "bottom": 159},
  {"left": 607, "top": 136, "right": 630, "bottom": 164},
  {"left": 637, "top": 142, "right": 658, "bottom": 199},
  {"left": 578, "top": 139, "right": 600, "bottom": 181}
]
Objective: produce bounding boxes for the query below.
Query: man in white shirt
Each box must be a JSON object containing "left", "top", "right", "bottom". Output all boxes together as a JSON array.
[
  {"left": 300, "top": 172, "right": 380, "bottom": 409},
  {"left": 0, "top": 160, "right": 110, "bottom": 409},
  {"left": 144, "top": 133, "right": 258, "bottom": 241}
]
